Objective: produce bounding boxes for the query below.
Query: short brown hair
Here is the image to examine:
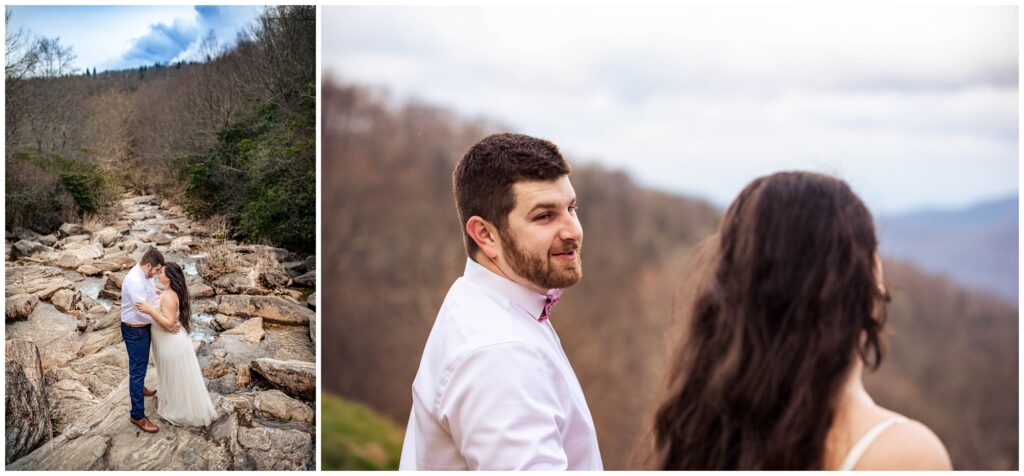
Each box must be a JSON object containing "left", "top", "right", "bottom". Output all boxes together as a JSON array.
[
  {"left": 140, "top": 247, "right": 165, "bottom": 267},
  {"left": 453, "top": 133, "right": 571, "bottom": 258}
]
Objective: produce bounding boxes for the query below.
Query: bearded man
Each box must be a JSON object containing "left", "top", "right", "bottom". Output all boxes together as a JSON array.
[{"left": 399, "top": 133, "right": 602, "bottom": 470}]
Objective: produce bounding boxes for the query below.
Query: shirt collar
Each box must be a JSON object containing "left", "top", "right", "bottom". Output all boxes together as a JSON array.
[{"left": 463, "top": 257, "right": 550, "bottom": 322}]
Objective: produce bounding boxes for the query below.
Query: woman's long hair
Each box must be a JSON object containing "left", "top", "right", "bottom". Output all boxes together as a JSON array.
[
  {"left": 652, "top": 171, "right": 888, "bottom": 470},
  {"left": 163, "top": 262, "right": 192, "bottom": 334}
]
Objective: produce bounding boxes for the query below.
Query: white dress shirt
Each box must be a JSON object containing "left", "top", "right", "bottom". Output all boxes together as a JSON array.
[
  {"left": 120, "top": 264, "right": 157, "bottom": 325},
  {"left": 399, "top": 258, "right": 603, "bottom": 470}
]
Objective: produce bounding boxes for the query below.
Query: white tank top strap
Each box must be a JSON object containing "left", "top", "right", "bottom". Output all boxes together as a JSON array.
[{"left": 838, "top": 416, "right": 909, "bottom": 470}]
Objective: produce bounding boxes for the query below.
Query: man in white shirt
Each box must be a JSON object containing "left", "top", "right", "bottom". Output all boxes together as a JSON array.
[
  {"left": 399, "top": 133, "right": 603, "bottom": 470},
  {"left": 120, "top": 247, "right": 179, "bottom": 433}
]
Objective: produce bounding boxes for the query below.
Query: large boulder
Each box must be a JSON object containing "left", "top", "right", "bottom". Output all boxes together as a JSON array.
[
  {"left": 6, "top": 294, "right": 39, "bottom": 321},
  {"left": 76, "top": 264, "right": 104, "bottom": 276},
  {"left": 51, "top": 289, "right": 81, "bottom": 313},
  {"left": 92, "top": 255, "right": 136, "bottom": 273},
  {"left": 94, "top": 227, "right": 121, "bottom": 247},
  {"left": 6, "top": 266, "right": 74, "bottom": 297},
  {"left": 103, "top": 271, "right": 129, "bottom": 292},
  {"left": 192, "top": 282, "right": 216, "bottom": 296},
  {"left": 45, "top": 378, "right": 99, "bottom": 436},
  {"left": 12, "top": 240, "right": 52, "bottom": 258},
  {"left": 250, "top": 359, "right": 315, "bottom": 400},
  {"left": 5, "top": 339, "right": 53, "bottom": 464},
  {"left": 212, "top": 272, "right": 265, "bottom": 295},
  {"left": 217, "top": 295, "right": 313, "bottom": 325},
  {"left": 37, "top": 234, "right": 58, "bottom": 247},
  {"left": 236, "top": 426, "right": 313, "bottom": 470},
  {"left": 58, "top": 223, "right": 83, "bottom": 237},
  {"left": 221, "top": 317, "right": 265, "bottom": 344},
  {"left": 63, "top": 242, "right": 104, "bottom": 260},
  {"left": 253, "top": 390, "right": 314, "bottom": 423},
  {"left": 292, "top": 271, "right": 315, "bottom": 288}
]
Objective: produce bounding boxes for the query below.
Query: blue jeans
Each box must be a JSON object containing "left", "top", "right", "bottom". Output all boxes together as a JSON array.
[{"left": 121, "top": 323, "right": 151, "bottom": 420}]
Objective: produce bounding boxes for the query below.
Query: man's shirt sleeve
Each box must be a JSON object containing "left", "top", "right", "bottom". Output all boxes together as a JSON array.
[{"left": 436, "top": 342, "right": 568, "bottom": 470}]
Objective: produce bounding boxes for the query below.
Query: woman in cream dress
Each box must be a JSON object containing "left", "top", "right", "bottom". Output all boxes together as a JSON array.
[{"left": 136, "top": 262, "right": 218, "bottom": 427}]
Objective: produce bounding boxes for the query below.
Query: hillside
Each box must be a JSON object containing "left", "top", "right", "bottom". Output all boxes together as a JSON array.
[
  {"left": 5, "top": 6, "right": 315, "bottom": 252},
  {"left": 321, "top": 78, "right": 1018, "bottom": 470},
  {"left": 877, "top": 196, "right": 1018, "bottom": 303}
]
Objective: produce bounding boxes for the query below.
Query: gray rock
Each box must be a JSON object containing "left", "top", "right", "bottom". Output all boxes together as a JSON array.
[
  {"left": 309, "top": 311, "right": 316, "bottom": 347},
  {"left": 13, "top": 239, "right": 52, "bottom": 258},
  {"left": 58, "top": 223, "right": 84, "bottom": 237},
  {"left": 217, "top": 295, "right": 313, "bottom": 325},
  {"left": 306, "top": 292, "right": 316, "bottom": 310},
  {"left": 78, "top": 295, "right": 101, "bottom": 314},
  {"left": 236, "top": 426, "right": 312, "bottom": 470},
  {"left": 37, "top": 234, "right": 58, "bottom": 247},
  {"left": 6, "top": 294, "right": 39, "bottom": 321},
  {"left": 13, "top": 227, "right": 43, "bottom": 242},
  {"left": 303, "top": 255, "right": 315, "bottom": 272},
  {"left": 5, "top": 339, "right": 53, "bottom": 464},
  {"left": 293, "top": 270, "right": 315, "bottom": 288},
  {"left": 253, "top": 389, "right": 314, "bottom": 423},
  {"left": 250, "top": 359, "right": 315, "bottom": 400}
]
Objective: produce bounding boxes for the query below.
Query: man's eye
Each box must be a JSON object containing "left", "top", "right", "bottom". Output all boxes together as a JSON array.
[
  {"left": 535, "top": 213, "right": 552, "bottom": 221},
  {"left": 569, "top": 205, "right": 578, "bottom": 213}
]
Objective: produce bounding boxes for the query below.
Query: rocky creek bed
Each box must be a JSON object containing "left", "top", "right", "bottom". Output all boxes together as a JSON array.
[{"left": 5, "top": 194, "right": 317, "bottom": 470}]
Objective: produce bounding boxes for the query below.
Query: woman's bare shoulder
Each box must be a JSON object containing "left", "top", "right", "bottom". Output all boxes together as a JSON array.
[
  {"left": 856, "top": 416, "right": 953, "bottom": 470},
  {"left": 160, "top": 289, "right": 179, "bottom": 307}
]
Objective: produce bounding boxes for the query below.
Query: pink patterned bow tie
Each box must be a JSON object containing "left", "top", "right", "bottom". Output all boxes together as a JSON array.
[{"left": 539, "top": 288, "right": 563, "bottom": 322}]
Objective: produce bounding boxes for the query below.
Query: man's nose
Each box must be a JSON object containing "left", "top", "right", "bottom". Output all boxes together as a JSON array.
[{"left": 558, "top": 214, "right": 582, "bottom": 243}]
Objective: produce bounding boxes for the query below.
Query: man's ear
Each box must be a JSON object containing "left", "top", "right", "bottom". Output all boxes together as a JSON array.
[{"left": 466, "top": 216, "right": 500, "bottom": 259}]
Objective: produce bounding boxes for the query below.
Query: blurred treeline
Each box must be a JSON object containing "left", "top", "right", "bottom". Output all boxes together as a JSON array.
[
  {"left": 4, "top": 6, "right": 315, "bottom": 252},
  {"left": 322, "top": 77, "right": 1017, "bottom": 470}
]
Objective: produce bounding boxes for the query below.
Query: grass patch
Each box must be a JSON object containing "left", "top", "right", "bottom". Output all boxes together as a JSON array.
[{"left": 322, "top": 392, "right": 404, "bottom": 470}]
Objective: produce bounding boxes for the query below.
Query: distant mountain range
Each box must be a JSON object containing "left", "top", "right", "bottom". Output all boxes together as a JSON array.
[{"left": 877, "top": 196, "right": 1018, "bottom": 304}]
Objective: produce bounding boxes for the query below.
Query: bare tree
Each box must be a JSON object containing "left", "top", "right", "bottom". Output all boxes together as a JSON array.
[{"left": 34, "top": 36, "right": 77, "bottom": 77}]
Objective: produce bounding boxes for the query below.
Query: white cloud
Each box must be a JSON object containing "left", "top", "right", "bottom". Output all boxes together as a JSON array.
[{"left": 324, "top": 5, "right": 1018, "bottom": 213}]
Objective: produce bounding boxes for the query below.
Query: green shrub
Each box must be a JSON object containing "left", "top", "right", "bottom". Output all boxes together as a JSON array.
[{"left": 180, "top": 84, "right": 315, "bottom": 252}]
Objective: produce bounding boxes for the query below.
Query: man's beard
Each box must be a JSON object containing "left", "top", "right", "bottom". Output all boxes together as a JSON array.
[{"left": 499, "top": 228, "right": 582, "bottom": 290}]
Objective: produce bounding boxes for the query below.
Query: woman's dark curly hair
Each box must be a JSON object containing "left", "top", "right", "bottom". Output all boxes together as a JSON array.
[{"left": 653, "top": 171, "right": 888, "bottom": 470}]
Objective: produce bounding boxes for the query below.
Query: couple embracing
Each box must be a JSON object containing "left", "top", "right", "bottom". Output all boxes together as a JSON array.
[
  {"left": 399, "top": 134, "right": 952, "bottom": 470},
  {"left": 120, "top": 248, "right": 217, "bottom": 433}
]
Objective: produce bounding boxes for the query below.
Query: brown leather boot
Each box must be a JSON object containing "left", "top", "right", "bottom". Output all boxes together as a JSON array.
[
  {"left": 130, "top": 417, "right": 159, "bottom": 433},
  {"left": 143, "top": 387, "right": 157, "bottom": 397}
]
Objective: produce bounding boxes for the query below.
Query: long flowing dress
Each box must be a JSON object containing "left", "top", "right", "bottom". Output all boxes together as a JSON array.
[{"left": 150, "top": 301, "right": 218, "bottom": 427}]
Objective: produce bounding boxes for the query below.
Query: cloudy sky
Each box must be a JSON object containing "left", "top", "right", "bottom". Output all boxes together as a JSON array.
[
  {"left": 324, "top": 6, "right": 1018, "bottom": 215},
  {"left": 7, "top": 5, "right": 261, "bottom": 72}
]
